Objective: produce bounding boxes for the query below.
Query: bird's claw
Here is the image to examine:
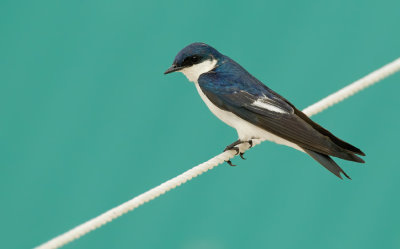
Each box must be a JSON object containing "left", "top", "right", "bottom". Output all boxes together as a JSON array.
[
  {"left": 226, "top": 160, "right": 236, "bottom": 166},
  {"left": 224, "top": 145, "right": 240, "bottom": 154},
  {"left": 224, "top": 147, "right": 240, "bottom": 166},
  {"left": 224, "top": 146, "right": 240, "bottom": 166},
  {"left": 223, "top": 139, "right": 255, "bottom": 166}
]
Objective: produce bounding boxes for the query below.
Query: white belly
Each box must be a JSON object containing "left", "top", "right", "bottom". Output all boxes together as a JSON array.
[{"left": 194, "top": 82, "right": 303, "bottom": 151}]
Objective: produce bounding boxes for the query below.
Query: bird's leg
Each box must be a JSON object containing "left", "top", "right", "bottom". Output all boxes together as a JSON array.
[
  {"left": 224, "top": 139, "right": 256, "bottom": 166},
  {"left": 239, "top": 139, "right": 254, "bottom": 160},
  {"left": 224, "top": 139, "right": 243, "bottom": 152},
  {"left": 223, "top": 139, "right": 248, "bottom": 166}
]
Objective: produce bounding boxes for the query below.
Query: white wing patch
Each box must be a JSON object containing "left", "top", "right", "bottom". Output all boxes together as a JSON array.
[{"left": 252, "top": 99, "right": 288, "bottom": 114}]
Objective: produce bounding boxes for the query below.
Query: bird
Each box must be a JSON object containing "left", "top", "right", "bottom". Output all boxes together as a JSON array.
[{"left": 164, "top": 42, "right": 365, "bottom": 179}]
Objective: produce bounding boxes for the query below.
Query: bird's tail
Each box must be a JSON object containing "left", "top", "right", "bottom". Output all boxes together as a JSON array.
[{"left": 303, "top": 148, "right": 351, "bottom": 179}]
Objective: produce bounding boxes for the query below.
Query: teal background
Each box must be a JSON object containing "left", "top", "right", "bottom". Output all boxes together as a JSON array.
[{"left": 1, "top": 1, "right": 400, "bottom": 248}]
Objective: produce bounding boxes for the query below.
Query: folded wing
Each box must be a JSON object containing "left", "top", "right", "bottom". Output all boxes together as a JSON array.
[{"left": 198, "top": 72, "right": 364, "bottom": 162}]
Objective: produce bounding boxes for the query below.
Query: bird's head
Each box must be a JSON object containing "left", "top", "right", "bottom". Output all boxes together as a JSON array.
[{"left": 164, "top": 42, "right": 222, "bottom": 82}]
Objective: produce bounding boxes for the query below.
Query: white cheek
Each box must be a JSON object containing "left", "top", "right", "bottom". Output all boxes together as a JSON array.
[{"left": 180, "top": 59, "right": 218, "bottom": 82}]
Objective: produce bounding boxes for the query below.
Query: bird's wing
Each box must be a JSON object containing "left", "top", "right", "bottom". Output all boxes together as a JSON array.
[{"left": 198, "top": 72, "right": 363, "bottom": 162}]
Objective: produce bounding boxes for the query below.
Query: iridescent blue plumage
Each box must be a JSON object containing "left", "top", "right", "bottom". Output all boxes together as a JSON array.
[
  {"left": 174, "top": 42, "right": 223, "bottom": 65},
  {"left": 165, "top": 42, "right": 365, "bottom": 179}
]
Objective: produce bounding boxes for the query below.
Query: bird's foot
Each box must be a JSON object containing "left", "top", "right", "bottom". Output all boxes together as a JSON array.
[
  {"left": 223, "top": 139, "right": 255, "bottom": 166},
  {"left": 224, "top": 139, "right": 243, "bottom": 152},
  {"left": 238, "top": 140, "right": 254, "bottom": 160},
  {"left": 224, "top": 140, "right": 241, "bottom": 166}
]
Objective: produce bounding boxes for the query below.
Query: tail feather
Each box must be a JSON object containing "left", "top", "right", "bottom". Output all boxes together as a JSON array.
[
  {"left": 333, "top": 149, "right": 365, "bottom": 163},
  {"left": 304, "top": 148, "right": 351, "bottom": 179},
  {"left": 293, "top": 108, "right": 365, "bottom": 156}
]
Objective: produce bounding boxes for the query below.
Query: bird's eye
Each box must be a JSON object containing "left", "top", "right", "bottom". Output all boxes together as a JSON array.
[
  {"left": 182, "top": 55, "right": 201, "bottom": 66},
  {"left": 191, "top": 56, "right": 199, "bottom": 63}
]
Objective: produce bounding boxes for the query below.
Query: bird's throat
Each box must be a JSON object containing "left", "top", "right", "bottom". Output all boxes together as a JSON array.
[{"left": 180, "top": 59, "right": 218, "bottom": 82}]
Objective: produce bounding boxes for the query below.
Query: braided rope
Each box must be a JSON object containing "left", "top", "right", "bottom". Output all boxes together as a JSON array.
[{"left": 35, "top": 57, "right": 400, "bottom": 249}]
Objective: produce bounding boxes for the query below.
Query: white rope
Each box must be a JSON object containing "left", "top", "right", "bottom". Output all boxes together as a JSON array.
[
  {"left": 303, "top": 58, "right": 400, "bottom": 116},
  {"left": 35, "top": 57, "right": 400, "bottom": 249}
]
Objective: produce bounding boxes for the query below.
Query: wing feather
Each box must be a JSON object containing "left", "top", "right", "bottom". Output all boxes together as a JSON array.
[{"left": 198, "top": 72, "right": 364, "bottom": 162}]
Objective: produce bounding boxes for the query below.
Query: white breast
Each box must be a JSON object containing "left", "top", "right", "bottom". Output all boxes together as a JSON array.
[
  {"left": 179, "top": 58, "right": 303, "bottom": 152},
  {"left": 194, "top": 82, "right": 303, "bottom": 152}
]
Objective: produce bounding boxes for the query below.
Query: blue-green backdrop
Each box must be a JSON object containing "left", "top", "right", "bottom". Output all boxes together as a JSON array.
[{"left": 1, "top": 1, "right": 400, "bottom": 248}]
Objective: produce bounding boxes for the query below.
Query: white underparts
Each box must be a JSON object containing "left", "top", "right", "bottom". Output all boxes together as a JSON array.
[
  {"left": 180, "top": 59, "right": 218, "bottom": 82},
  {"left": 179, "top": 58, "right": 302, "bottom": 152},
  {"left": 193, "top": 82, "right": 303, "bottom": 152}
]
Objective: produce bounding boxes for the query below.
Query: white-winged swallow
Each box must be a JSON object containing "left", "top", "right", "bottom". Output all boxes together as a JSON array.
[{"left": 164, "top": 42, "right": 365, "bottom": 179}]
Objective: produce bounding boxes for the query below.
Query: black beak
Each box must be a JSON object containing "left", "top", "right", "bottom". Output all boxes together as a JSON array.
[{"left": 164, "top": 64, "right": 183, "bottom": 74}]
